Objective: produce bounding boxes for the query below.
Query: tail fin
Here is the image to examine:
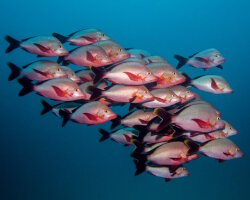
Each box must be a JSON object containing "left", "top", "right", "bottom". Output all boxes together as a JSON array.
[
  {"left": 91, "top": 67, "right": 106, "bottom": 84},
  {"left": 110, "top": 115, "right": 121, "bottom": 129},
  {"left": 5, "top": 35, "right": 20, "bottom": 53},
  {"left": 184, "top": 139, "right": 200, "bottom": 156},
  {"left": 174, "top": 55, "right": 188, "bottom": 69},
  {"left": 133, "top": 159, "right": 146, "bottom": 176},
  {"left": 52, "top": 33, "right": 68, "bottom": 43},
  {"left": 87, "top": 85, "right": 103, "bottom": 100},
  {"left": 180, "top": 72, "right": 192, "bottom": 86},
  {"left": 59, "top": 109, "right": 71, "bottom": 127},
  {"left": 18, "top": 77, "right": 34, "bottom": 96},
  {"left": 40, "top": 99, "right": 53, "bottom": 115},
  {"left": 153, "top": 108, "right": 172, "bottom": 132},
  {"left": 131, "top": 141, "right": 145, "bottom": 157},
  {"left": 57, "top": 56, "right": 65, "bottom": 64},
  {"left": 98, "top": 128, "right": 110, "bottom": 142},
  {"left": 7, "top": 62, "right": 21, "bottom": 81}
]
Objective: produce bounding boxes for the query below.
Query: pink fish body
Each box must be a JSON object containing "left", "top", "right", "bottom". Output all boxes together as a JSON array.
[
  {"left": 65, "top": 45, "right": 113, "bottom": 67},
  {"left": 34, "top": 78, "right": 86, "bottom": 101},
  {"left": 147, "top": 62, "right": 186, "bottom": 88},
  {"left": 70, "top": 101, "right": 117, "bottom": 125},
  {"left": 169, "top": 85, "right": 196, "bottom": 103},
  {"left": 67, "top": 29, "right": 110, "bottom": 46},
  {"left": 75, "top": 70, "right": 93, "bottom": 83},
  {"left": 146, "top": 141, "right": 198, "bottom": 165},
  {"left": 101, "top": 62, "right": 157, "bottom": 85},
  {"left": 200, "top": 138, "right": 243, "bottom": 160},
  {"left": 142, "top": 88, "right": 180, "bottom": 108},
  {"left": 121, "top": 110, "right": 156, "bottom": 127},
  {"left": 191, "top": 75, "right": 232, "bottom": 94},
  {"left": 94, "top": 40, "right": 130, "bottom": 62}
]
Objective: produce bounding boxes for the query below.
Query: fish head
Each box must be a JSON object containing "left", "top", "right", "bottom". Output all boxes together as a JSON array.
[
  {"left": 212, "top": 116, "right": 225, "bottom": 130},
  {"left": 49, "top": 65, "right": 68, "bottom": 78},
  {"left": 215, "top": 78, "right": 232, "bottom": 93},
  {"left": 68, "top": 87, "right": 86, "bottom": 99},
  {"left": 95, "top": 52, "right": 113, "bottom": 65},
  {"left": 98, "top": 106, "right": 117, "bottom": 121},
  {"left": 209, "top": 50, "right": 225, "bottom": 65},
  {"left": 224, "top": 122, "right": 238, "bottom": 137},
  {"left": 52, "top": 42, "right": 68, "bottom": 56},
  {"left": 109, "top": 47, "right": 130, "bottom": 61},
  {"left": 96, "top": 31, "right": 111, "bottom": 41},
  {"left": 228, "top": 145, "right": 243, "bottom": 158}
]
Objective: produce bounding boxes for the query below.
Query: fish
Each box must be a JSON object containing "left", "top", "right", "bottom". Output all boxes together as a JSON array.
[
  {"left": 169, "top": 85, "right": 196, "bottom": 103},
  {"left": 62, "top": 45, "right": 113, "bottom": 67},
  {"left": 98, "top": 128, "right": 137, "bottom": 146},
  {"left": 142, "top": 88, "right": 181, "bottom": 108},
  {"left": 75, "top": 69, "right": 93, "bottom": 83},
  {"left": 18, "top": 78, "right": 86, "bottom": 101},
  {"left": 168, "top": 99, "right": 221, "bottom": 116},
  {"left": 126, "top": 48, "right": 151, "bottom": 58},
  {"left": 154, "top": 103, "right": 225, "bottom": 133},
  {"left": 184, "top": 120, "right": 238, "bottom": 143},
  {"left": 88, "top": 85, "right": 154, "bottom": 104},
  {"left": 7, "top": 61, "right": 67, "bottom": 82},
  {"left": 61, "top": 66, "right": 81, "bottom": 83},
  {"left": 132, "top": 139, "right": 199, "bottom": 166},
  {"left": 144, "top": 56, "right": 167, "bottom": 64},
  {"left": 40, "top": 99, "right": 82, "bottom": 117},
  {"left": 174, "top": 48, "right": 225, "bottom": 70},
  {"left": 94, "top": 40, "right": 130, "bottom": 62},
  {"left": 199, "top": 138, "right": 243, "bottom": 161},
  {"left": 52, "top": 29, "right": 110, "bottom": 46},
  {"left": 59, "top": 101, "right": 117, "bottom": 126},
  {"left": 183, "top": 73, "right": 232, "bottom": 94},
  {"left": 91, "top": 61, "right": 157, "bottom": 85},
  {"left": 5, "top": 35, "right": 68, "bottom": 56},
  {"left": 147, "top": 62, "right": 186, "bottom": 88},
  {"left": 111, "top": 110, "right": 157, "bottom": 129},
  {"left": 134, "top": 162, "right": 189, "bottom": 182}
]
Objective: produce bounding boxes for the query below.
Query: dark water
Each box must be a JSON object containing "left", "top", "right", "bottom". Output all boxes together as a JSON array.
[{"left": 0, "top": 0, "right": 249, "bottom": 200}]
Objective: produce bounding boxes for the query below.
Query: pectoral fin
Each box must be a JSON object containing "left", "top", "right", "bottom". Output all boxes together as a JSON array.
[
  {"left": 86, "top": 51, "right": 96, "bottom": 62},
  {"left": 211, "top": 78, "right": 220, "bottom": 90},
  {"left": 33, "top": 69, "right": 49, "bottom": 77},
  {"left": 34, "top": 43, "right": 50, "bottom": 52},
  {"left": 124, "top": 72, "right": 140, "bottom": 81},
  {"left": 195, "top": 56, "right": 209, "bottom": 63},
  {"left": 52, "top": 85, "right": 66, "bottom": 97},
  {"left": 83, "top": 112, "right": 98, "bottom": 121},
  {"left": 192, "top": 118, "right": 210, "bottom": 128}
]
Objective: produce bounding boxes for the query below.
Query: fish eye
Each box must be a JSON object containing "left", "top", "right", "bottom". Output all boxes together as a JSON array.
[
  {"left": 173, "top": 72, "right": 176, "bottom": 75},
  {"left": 217, "top": 117, "right": 220, "bottom": 120},
  {"left": 57, "top": 68, "right": 60, "bottom": 71},
  {"left": 171, "top": 94, "right": 174, "bottom": 97},
  {"left": 104, "top": 109, "right": 108, "bottom": 113},
  {"left": 119, "top": 48, "right": 122, "bottom": 52},
  {"left": 229, "top": 127, "right": 232, "bottom": 130},
  {"left": 147, "top": 72, "right": 151, "bottom": 75},
  {"left": 186, "top": 91, "right": 190, "bottom": 94},
  {"left": 215, "top": 53, "right": 220, "bottom": 57},
  {"left": 236, "top": 147, "right": 240, "bottom": 152},
  {"left": 102, "top": 33, "right": 105, "bottom": 37},
  {"left": 58, "top": 44, "right": 62, "bottom": 48}
]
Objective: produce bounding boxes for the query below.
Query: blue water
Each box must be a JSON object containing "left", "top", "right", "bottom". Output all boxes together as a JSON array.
[{"left": 0, "top": 0, "right": 249, "bottom": 199}]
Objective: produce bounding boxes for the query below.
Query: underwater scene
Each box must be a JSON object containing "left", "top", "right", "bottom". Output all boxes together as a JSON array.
[{"left": 0, "top": 0, "right": 250, "bottom": 200}]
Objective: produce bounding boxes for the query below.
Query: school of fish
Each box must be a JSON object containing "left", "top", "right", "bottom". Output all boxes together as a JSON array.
[{"left": 5, "top": 28, "right": 243, "bottom": 182}]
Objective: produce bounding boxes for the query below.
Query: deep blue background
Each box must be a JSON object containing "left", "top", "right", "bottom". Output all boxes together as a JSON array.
[{"left": 0, "top": 0, "right": 249, "bottom": 200}]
